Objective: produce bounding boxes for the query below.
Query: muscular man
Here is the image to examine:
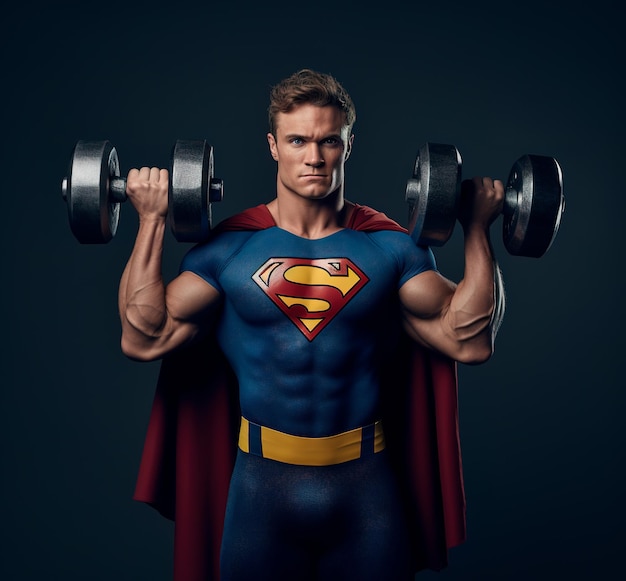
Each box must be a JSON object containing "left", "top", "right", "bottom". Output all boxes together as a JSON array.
[{"left": 119, "top": 69, "right": 504, "bottom": 580}]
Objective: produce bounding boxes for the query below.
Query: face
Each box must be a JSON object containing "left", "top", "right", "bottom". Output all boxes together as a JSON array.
[{"left": 267, "top": 103, "right": 353, "bottom": 201}]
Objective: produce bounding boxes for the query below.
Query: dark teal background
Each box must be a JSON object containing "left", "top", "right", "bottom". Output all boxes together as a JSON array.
[{"left": 1, "top": 1, "right": 622, "bottom": 579}]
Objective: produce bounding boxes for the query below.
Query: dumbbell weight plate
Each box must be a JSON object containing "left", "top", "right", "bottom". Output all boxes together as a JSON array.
[
  {"left": 503, "top": 154, "right": 564, "bottom": 257},
  {"left": 406, "top": 143, "right": 462, "bottom": 246},
  {"left": 169, "top": 139, "right": 222, "bottom": 243},
  {"left": 63, "top": 140, "right": 121, "bottom": 244}
]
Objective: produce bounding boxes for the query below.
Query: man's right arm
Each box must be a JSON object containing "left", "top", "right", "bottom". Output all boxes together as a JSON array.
[{"left": 118, "top": 167, "right": 221, "bottom": 362}]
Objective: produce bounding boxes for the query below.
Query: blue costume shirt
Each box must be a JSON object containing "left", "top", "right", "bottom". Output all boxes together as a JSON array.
[{"left": 181, "top": 226, "right": 436, "bottom": 438}]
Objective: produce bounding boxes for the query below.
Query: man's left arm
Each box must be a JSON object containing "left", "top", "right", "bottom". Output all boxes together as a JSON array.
[{"left": 399, "top": 177, "right": 505, "bottom": 364}]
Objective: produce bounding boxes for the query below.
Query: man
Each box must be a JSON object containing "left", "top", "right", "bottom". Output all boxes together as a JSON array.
[{"left": 120, "top": 69, "right": 504, "bottom": 580}]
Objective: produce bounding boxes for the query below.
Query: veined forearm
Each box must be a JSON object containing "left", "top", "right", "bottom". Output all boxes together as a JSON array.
[
  {"left": 119, "top": 218, "right": 169, "bottom": 340},
  {"left": 445, "top": 229, "right": 504, "bottom": 349},
  {"left": 401, "top": 177, "right": 505, "bottom": 363}
]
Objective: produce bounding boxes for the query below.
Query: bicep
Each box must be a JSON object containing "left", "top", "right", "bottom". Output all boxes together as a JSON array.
[
  {"left": 121, "top": 271, "right": 222, "bottom": 361},
  {"left": 166, "top": 271, "right": 222, "bottom": 325},
  {"left": 398, "top": 270, "right": 456, "bottom": 349},
  {"left": 399, "top": 270, "right": 456, "bottom": 320}
]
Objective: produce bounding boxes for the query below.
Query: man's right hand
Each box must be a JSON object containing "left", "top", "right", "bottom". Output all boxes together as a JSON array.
[{"left": 126, "top": 167, "right": 169, "bottom": 221}]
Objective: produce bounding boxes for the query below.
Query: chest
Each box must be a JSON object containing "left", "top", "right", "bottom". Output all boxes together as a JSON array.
[{"left": 218, "top": 229, "right": 400, "bottom": 338}]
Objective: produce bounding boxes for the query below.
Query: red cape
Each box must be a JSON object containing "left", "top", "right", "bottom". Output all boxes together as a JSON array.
[{"left": 133, "top": 204, "right": 466, "bottom": 580}]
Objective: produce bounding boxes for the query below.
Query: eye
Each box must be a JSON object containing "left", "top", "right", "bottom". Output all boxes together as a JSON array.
[
  {"left": 322, "top": 137, "right": 341, "bottom": 147},
  {"left": 289, "top": 137, "right": 304, "bottom": 146}
]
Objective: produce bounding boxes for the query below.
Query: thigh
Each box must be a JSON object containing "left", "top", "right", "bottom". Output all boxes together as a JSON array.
[
  {"left": 220, "top": 450, "right": 413, "bottom": 580},
  {"left": 219, "top": 451, "right": 316, "bottom": 581},
  {"left": 318, "top": 452, "right": 413, "bottom": 580}
]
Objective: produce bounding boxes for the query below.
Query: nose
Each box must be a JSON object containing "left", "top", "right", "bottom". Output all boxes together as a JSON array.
[{"left": 305, "top": 143, "right": 325, "bottom": 167}]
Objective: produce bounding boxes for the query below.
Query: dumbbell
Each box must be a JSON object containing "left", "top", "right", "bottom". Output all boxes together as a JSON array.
[
  {"left": 405, "top": 143, "right": 565, "bottom": 257},
  {"left": 61, "top": 139, "right": 224, "bottom": 244}
]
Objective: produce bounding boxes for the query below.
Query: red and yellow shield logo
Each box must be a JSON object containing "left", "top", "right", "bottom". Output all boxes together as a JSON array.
[{"left": 252, "top": 258, "right": 369, "bottom": 341}]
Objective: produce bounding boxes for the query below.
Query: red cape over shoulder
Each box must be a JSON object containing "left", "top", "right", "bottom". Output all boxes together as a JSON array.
[{"left": 133, "top": 204, "right": 466, "bottom": 580}]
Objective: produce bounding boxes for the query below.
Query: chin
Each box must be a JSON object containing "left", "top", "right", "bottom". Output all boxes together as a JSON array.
[
  {"left": 294, "top": 188, "right": 333, "bottom": 200},
  {"left": 306, "top": 183, "right": 342, "bottom": 198}
]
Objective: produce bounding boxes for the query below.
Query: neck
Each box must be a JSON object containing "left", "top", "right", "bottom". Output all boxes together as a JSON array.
[{"left": 267, "top": 190, "right": 353, "bottom": 239}]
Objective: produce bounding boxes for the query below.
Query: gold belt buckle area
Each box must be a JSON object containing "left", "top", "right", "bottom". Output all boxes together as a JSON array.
[{"left": 238, "top": 417, "right": 385, "bottom": 466}]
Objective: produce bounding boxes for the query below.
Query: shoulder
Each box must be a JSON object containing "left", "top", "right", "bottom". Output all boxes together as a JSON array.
[
  {"left": 363, "top": 229, "right": 438, "bottom": 283},
  {"left": 213, "top": 204, "right": 275, "bottom": 233},
  {"left": 346, "top": 203, "right": 407, "bottom": 233},
  {"left": 343, "top": 202, "right": 436, "bottom": 273},
  {"left": 182, "top": 229, "right": 257, "bottom": 267},
  {"left": 366, "top": 228, "right": 434, "bottom": 257},
  {"left": 182, "top": 204, "right": 274, "bottom": 269}
]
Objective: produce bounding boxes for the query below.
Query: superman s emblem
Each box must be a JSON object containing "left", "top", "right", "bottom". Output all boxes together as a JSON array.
[{"left": 252, "top": 258, "right": 369, "bottom": 341}]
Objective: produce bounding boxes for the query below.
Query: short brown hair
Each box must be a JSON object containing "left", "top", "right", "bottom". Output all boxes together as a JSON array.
[{"left": 268, "top": 69, "right": 356, "bottom": 136}]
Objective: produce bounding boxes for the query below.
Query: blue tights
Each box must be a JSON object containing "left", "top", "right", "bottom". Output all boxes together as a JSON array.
[{"left": 220, "top": 449, "right": 413, "bottom": 580}]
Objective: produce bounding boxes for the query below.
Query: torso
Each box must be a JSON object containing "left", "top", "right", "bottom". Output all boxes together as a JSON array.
[{"left": 181, "top": 222, "right": 435, "bottom": 436}]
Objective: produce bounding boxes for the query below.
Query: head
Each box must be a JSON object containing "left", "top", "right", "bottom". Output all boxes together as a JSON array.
[
  {"left": 268, "top": 69, "right": 356, "bottom": 138},
  {"left": 267, "top": 70, "right": 356, "bottom": 202}
]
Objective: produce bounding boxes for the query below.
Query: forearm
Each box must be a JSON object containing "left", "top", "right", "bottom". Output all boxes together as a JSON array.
[
  {"left": 445, "top": 227, "right": 504, "bottom": 355},
  {"left": 401, "top": 176, "right": 505, "bottom": 363},
  {"left": 118, "top": 217, "right": 169, "bottom": 352}
]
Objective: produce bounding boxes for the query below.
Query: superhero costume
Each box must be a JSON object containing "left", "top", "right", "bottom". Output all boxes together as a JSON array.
[{"left": 133, "top": 204, "right": 466, "bottom": 580}]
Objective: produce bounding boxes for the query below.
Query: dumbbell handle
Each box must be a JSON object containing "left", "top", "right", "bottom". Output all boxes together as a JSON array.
[
  {"left": 105, "top": 174, "right": 224, "bottom": 204},
  {"left": 112, "top": 175, "right": 224, "bottom": 204},
  {"left": 63, "top": 171, "right": 223, "bottom": 205},
  {"left": 61, "top": 174, "right": 127, "bottom": 203},
  {"left": 109, "top": 177, "right": 128, "bottom": 203}
]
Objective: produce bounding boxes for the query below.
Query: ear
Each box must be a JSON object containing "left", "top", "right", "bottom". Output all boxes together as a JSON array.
[
  {"left": 267, "top": 133, "right": 279, "bottom": 161},
  {"left": 344, "top": 133, "right": 354, "bottom": 162}
]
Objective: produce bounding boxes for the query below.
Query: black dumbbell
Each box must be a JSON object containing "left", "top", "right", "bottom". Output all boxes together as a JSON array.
[
  {"left": 61, "top": 139, "right": 224, "bottom": 244},
  {"left": 405, "top": 142, "right": 565, "bottom": 257}
]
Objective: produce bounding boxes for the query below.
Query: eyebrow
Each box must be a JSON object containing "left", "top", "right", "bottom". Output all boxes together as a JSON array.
[{"left": 284, "top": 133, "right": 343, "bottom": 142}]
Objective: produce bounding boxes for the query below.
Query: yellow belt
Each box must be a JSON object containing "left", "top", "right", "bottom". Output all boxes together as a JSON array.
[{"left": 238, "top": 417, "right": 385, "bottom": 466}]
